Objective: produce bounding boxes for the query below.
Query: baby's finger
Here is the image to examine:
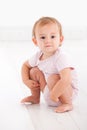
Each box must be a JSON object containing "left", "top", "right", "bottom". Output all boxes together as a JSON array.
[{"left": 32, "top": 81, "right": 40, "bottom": 87}]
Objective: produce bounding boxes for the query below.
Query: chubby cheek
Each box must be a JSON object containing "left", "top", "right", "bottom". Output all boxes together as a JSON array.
[
  {"left": 37, "top": 43, "right": 44, "bottom": 50},
  {"left": 53, "top": 42, "right": 59, "bottom": 48}
]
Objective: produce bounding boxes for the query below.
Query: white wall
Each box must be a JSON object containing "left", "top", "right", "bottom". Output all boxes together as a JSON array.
[
  {"left": 0, "top": 0, "right": 87, "bottom": 40},
  {"left": 0, "top": 0, "right": 87, "bottom": 27}
]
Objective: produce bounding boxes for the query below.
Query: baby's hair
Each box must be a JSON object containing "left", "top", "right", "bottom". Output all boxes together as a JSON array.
[{"left": 32, "top": 16, "right": 63, "bottom": 38}]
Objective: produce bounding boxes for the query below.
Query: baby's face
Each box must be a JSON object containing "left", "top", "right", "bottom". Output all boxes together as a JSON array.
[{"left": 34, "top": 23, "right": 63, "bottom": 54}]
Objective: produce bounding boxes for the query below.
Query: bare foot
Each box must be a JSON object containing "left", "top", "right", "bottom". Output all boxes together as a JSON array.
[
  {"left": 55, "top": 104, "right": 73, "bottom": 113},
  {"left": 21, "top": 96, "right": 40, "bottom": 104}
]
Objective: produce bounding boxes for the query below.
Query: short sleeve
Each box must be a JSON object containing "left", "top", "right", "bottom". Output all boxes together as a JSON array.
[
  {"left": 28, "top": 51, "right": 41, "bottom": 67},
  {"left": 55, "top": 51, "right": 75, "bottom": 72}
]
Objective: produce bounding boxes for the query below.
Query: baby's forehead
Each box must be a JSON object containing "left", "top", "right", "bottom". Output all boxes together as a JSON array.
[
  {"left": 37, "top": 21, "right": 57, "bottom": 27},
  {"left": 34, "top": 21, "right": 62, "bottom": 37},
  {"left": 37, "top": 22, "right": 58, "bottom": 29},
  {"left": 37, "top": 23, "right": 59, "bottom": 32}
]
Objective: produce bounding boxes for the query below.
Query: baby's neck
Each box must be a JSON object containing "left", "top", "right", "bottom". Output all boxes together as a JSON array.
[{"left": 40, "top": 52, "right": 55, "bottom": 60}]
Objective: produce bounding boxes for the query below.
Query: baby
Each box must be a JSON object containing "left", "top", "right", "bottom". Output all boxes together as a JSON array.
[{"left": 21, "top": 16, "right": 78, "bottom": 113}]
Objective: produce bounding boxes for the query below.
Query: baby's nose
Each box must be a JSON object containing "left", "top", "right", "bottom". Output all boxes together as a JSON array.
[{"left": 45, "top": 37, "right": 51, "bottom": 43}]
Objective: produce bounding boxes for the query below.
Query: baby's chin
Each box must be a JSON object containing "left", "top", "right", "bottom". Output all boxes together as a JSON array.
[{"left": 45, "top": 49, "right": 57, "bottom": 54}]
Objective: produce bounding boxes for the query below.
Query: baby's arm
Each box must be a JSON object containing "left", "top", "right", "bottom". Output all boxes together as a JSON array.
[
  {"left": 50, "top": 68, "right": 72, "bottom": 102},
  {"left": 21, "top": 61, "right": 31, "bottom": 82},
  {"left": 21, "top": 61, "right": 39, "bottom": 89}
]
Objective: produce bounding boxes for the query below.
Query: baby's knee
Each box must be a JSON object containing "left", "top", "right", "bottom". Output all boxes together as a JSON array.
[
  {"left": 30, "top": 67, "right": 40, "bottom": 75},
  {"left": 47, "top": 74, "right": 60, "bottom": 90},
  {"left": 30, "top": 67, "right": 45, "bottom": 80},
  {"left": 47, "top": 74, "right": 60, "bottom": 85}
]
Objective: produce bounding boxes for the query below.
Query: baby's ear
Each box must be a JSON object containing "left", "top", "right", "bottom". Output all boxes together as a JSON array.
[
  {"left": 60, "top": 36, "right": 64, "bottom": 42},
  {"left": 59, "top": 36, "right": 64, "bottom": 46},
  {"left": 32, "top": 38, "right": 38, "bottom": 46}
]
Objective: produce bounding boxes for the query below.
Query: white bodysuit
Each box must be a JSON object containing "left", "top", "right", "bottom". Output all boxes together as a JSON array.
[{"left": 28, "top": 48, "right": 78, "bottom": 106}]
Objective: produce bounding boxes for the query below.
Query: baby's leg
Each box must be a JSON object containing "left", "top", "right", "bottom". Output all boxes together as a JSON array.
[
  {"left": 54, "top": 85, "right": 73, "bottom": 113},
  {"left": 47, "top": 74, "right": 60, "bottom": 90},
  {"left": 21, "top": 67, "right": 46, "bottom": 104},
  {"left": 30, "top": 67, "right": 46, "bottom": 92},
  {"left": 47, "top": 74, "right": 60, "bottom": 101},
  {"left": 47, "top": 74, "right": 73, "bottom": 113}
]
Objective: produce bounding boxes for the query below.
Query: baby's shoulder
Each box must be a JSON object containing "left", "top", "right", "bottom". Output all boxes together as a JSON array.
[{"left": 55, "top": 48, "right": 68, "bottom": 58}]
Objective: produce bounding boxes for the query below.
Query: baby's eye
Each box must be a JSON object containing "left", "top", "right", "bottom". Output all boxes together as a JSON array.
[
  {"left": 40, "top": 36, "right": 45, "bottom": 39},
  {"left": 51, "top": 35, "right": 55, "bottom": 39}
]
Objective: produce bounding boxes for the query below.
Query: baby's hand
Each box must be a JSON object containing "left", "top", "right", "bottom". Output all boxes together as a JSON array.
[
  {"left": 50, "top": 91, "right": 59, "bottom": 102},
  {"left": 25, "top": 79, "right": 40, "bottom": 89}
]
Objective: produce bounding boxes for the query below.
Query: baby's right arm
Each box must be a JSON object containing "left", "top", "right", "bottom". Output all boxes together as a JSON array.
[
  {"left": 21, "top": 61, "right": 39, "bottom": 89},
  {"left": 21, "top": 61, "right": 31, "bottom": 82}
]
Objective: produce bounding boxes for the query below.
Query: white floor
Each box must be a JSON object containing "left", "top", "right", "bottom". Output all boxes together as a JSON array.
[{"left": 0, "top": 40, "right": 87, "bottom": 130}]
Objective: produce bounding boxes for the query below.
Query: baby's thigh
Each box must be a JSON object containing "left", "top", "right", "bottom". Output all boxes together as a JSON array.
[{"left": 47, "top": 74, "right": 60, "bottom": 91}]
